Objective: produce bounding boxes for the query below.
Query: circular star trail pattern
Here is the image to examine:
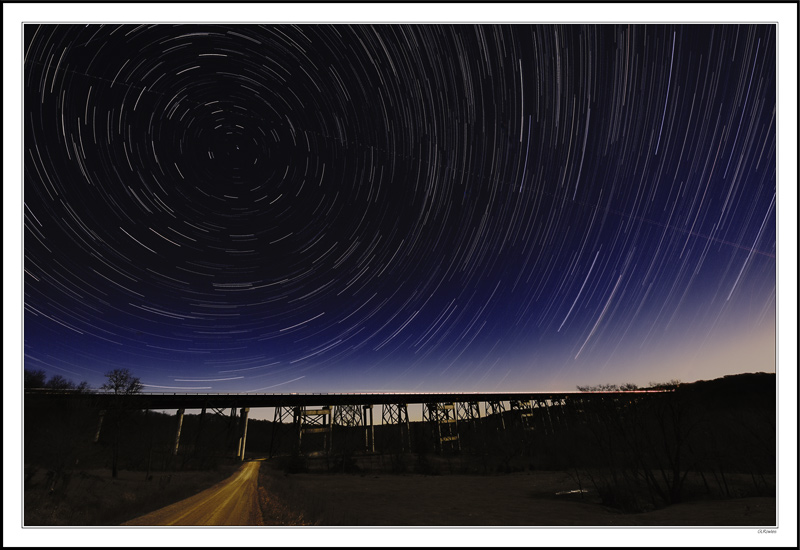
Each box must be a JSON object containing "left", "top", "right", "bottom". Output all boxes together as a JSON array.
[{"left": 24, "top": 24, "right": 776, "bottom": 392}]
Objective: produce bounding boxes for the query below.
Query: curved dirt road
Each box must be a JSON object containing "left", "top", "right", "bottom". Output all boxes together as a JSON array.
[{"left": 122, "top": 460, "right": 263, "bottom": 526}]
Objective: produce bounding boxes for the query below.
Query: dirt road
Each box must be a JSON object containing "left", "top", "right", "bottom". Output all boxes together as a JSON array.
[{"left": 122, "top": 460, "right": 263, "bottom": 526}]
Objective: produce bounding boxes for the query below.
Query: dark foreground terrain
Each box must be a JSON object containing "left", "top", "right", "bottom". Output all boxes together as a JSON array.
[
  {"left": 23, "top": 372, "right": 777, "bottom": 526},
  {"left": 23, "top": 456, "right": 775, "bottom": 527},
  {"left": 255, "top": 455, "right": 776, "bottom": 526}
]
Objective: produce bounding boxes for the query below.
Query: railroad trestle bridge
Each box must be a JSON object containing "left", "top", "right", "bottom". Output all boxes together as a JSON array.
[{"left": 25, "top": 389, "right": 670, "bottom": 460}]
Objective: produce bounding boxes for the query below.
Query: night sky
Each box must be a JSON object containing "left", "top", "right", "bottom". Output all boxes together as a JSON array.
[{"left": 23, "top": 23, "right": 777, "bottom": 395}]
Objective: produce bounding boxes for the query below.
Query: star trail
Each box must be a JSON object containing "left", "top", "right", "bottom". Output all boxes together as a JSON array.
[{"left": 23, "top": 24, "right": 777, "bottom": 395}]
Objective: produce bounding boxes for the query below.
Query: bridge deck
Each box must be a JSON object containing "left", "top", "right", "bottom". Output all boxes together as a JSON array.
[{"left": 24, "top": 389, "right": 667, "bottom": 410}]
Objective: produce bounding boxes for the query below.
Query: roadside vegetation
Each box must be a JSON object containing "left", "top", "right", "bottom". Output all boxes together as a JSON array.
[{"left": 563, "top": 374, "right": 776, "bottom": 512}]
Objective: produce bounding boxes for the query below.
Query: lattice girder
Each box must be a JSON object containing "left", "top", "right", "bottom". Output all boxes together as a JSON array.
[
  {"left": 424, "top": 402, "right": 460, "bottom": 453},
  {"left": 334, "top": 404, "right": 364, "bottom": 427}
]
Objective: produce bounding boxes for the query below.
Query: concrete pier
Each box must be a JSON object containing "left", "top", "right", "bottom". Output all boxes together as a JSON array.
[
  {"left": 173, "top": 408, "right": 185, "bottom": 456},
  {"left": 93, "top": 409, "right": 106, "bottom": 443},
  {"left": 363, "top": 404, "right": 375, "bottom": 452},
  {"left": 238, "top": 407, "right": 250, "bottom": 460}
]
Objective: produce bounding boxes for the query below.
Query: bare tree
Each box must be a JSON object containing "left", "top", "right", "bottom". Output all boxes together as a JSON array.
[
  {"left": 24, "top": 368, "right": 47, "bottom": 389},
  {"left": 100, "top": 368, "right": 143, "bottom": 395}
]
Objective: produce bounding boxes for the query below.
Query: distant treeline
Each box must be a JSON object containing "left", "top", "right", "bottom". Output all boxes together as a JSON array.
[{"left": 24, "top": 369, "right": 90, "bottom": 392}]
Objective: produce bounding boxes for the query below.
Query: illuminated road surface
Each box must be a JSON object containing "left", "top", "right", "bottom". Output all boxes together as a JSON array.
[{"left": 122, "top": 460, "right": 263, "bottom": 526}]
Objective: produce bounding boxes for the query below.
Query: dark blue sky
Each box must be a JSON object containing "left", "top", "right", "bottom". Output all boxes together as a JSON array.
[{"left": 22, "top": 23, "right": 777, "bottom": 394}]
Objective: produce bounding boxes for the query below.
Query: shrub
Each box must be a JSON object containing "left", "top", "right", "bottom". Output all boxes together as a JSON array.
[{"left": 280, "top": 452, "right": 308, "bottom": 474}]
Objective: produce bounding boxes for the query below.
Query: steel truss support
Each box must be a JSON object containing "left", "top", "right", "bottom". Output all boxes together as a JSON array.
[
  {"left": 530, "top": 399, "right": 554, "bottom": 434},
  {"left": 455, "top": 401, "right": 481, "bottom": 423},
  {"left": 559, "top": 395, "right": 581, "bottom": 426},
  {"left": 296, "top": 405, "right": 333, "bottom": 456},
  {"left": 537, "top": 398, "right": 565, "bottom": 434},
  {"left": 272, "top": 404, "right": 297, "bottom": 424},
  {"left": 485, "top": 400, "right": 506, "bottom": 431},
  {"left": 454, "top": 401, "right": 481, "bottom": 451},
  {"left": 423, "top": 402, "right": 460, "bottom": 453},
  {"left": 333, "top": 404, "right": 374, "bottom": 453},
  {"left": 381, "top": 403, "right": 411, "bottom": 452},
  {"left": 270, "top": 404, "right": 300, "bottom": 457},
  {"left": 510, "top": 399, "right": 535, "bottom": 431},
  {"left": 334, "top": 404, "right": 363, "bottom": 427}
]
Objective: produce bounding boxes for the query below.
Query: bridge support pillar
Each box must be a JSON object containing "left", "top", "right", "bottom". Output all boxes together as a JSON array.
[
  {"left": 297, "top": 406, "right": 332, "bottom": 456},
  {"left": 424, "top": 402, "right": 460, "bottom": 453},
  {"left": 455, "top": 402, "right": 480, "bottom": 451},
  {"left": 456, "top": 401, "right": 481, "bottom": 422},
  {"left": 238, "top": 407, "right": 250, "bottom": 461},
  {"left": 363, "top": 405, "right": 374, "bottom": 453},
  {"left": 535, "top": 399, "right": 556, "bottom": 434},
  {"left": 193, "top": 408, "right": 206, "bottom": 452},
  {"left": 173, "top": 408, "right": 185, "bottom": 456},
  {"left": 485, "top": 401, "right": 506, "bottom": 431},
  {"left": 270, "top": 405, "right": 300, "bottom": 457},
  {"left": 294, "top": 406, "right": 303, "bottom": 450},
  {"left": 548, "top": 398, "right": 568, "bottom": 431},
  {"left": 510, "top": 399, "right": 535, "bottom": 431},
  {"left": 93, "top": 410, "right": 106, "bottom": 443},
  {"left": 552, "top": 397, "right": 571, "bottom": 430},
  {"left": 381, "top": 403, "right": 411, "bottom": 452}
]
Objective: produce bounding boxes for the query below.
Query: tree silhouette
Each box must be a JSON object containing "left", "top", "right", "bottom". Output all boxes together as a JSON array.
[
  {"left": 100, "top": 368, "right": 143, "bottom": 395},
  {"left": 24, "top": 368, "right": 90, "bottom": 391},
  {"left": 45, "top": 375, "right": 90, "bottom": 391},
  {"left": 24, "top": 369, "right": 47, "bottom": 389}
]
